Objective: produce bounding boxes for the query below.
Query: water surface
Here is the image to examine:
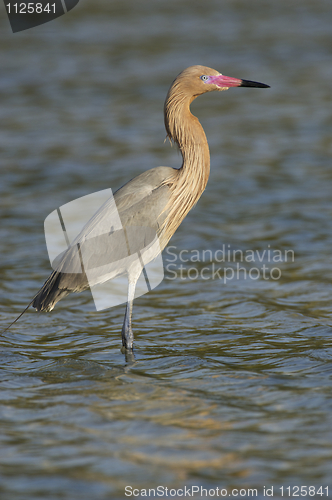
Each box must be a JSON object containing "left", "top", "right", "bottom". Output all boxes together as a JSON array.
[{"left": 1, "top": 1, "right": 332, "bottom": 498}]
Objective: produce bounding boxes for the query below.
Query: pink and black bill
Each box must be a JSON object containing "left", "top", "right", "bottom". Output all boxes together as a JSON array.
[{"left": 201, "top": 74, "right": 270, "bottom": 89}]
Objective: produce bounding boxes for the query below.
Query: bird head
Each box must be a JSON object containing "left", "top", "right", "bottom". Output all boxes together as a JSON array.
[
  {"left": 172, "top": 65, "right": 269, "bottom": 99},
  {"left": 164, "top": 65, "right": 269, "bottom": 147}
]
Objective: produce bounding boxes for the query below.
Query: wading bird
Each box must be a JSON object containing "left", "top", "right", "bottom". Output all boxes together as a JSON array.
[{"left": 8, "top": 66, "right": 269, "bottom": 350}]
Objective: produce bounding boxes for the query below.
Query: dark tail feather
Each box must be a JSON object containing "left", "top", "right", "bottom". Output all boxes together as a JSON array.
[
  {"left": 32, "top": 271, "right": 70, "bottom": 312},
  {"left": 3, "top": 255, "right": 89, "bottom": 333},
  {"left": 2, "top": 271, "right": 69, "bottom": 335}
]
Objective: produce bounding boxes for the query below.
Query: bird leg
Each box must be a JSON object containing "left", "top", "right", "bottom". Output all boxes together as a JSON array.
[{"left": 121, "top": 280, "right": 136, "bottom": 350}]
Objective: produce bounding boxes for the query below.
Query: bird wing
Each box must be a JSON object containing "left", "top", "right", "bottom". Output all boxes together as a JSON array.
[{"left": 33, "top": 166, "right": 175, "bottom": 311}]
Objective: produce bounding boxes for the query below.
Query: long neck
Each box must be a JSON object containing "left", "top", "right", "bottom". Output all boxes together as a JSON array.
[
  {"left": 165, "top": 88, "right": 210, "bottom": 183},
  {"left": 161, "top": 86, "right": 210, "bottom": 242}
]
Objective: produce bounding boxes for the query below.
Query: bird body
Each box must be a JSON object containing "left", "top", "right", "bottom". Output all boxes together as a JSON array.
[
  {"left": 28, "top": 65, "right": 269, "bottom": 350},
  {"left": 33, "top": 165, "right": 174, "bottom": 310}
]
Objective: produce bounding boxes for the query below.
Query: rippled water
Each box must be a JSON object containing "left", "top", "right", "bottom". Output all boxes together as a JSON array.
[{"left": 1, "top": 0, "right": 332, "bottom": 498}]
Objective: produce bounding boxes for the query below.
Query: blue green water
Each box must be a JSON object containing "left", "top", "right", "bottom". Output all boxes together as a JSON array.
[{"left": 1, "top": 1, "right": 332, "bottom": 498}]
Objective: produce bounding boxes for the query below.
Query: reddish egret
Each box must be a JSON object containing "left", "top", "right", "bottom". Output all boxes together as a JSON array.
[{"left": 9, "top": 66, "right": 269, "bottom": 350}]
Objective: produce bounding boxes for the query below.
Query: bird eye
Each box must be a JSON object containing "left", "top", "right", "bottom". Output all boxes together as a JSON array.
[{"left": 200, "top": 75, "right": 209, "bottom": 82}]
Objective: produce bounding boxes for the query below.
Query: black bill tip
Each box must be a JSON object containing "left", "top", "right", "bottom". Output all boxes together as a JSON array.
[{"left": 240, "top": 79, "right": 270, "bottom": 88}]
